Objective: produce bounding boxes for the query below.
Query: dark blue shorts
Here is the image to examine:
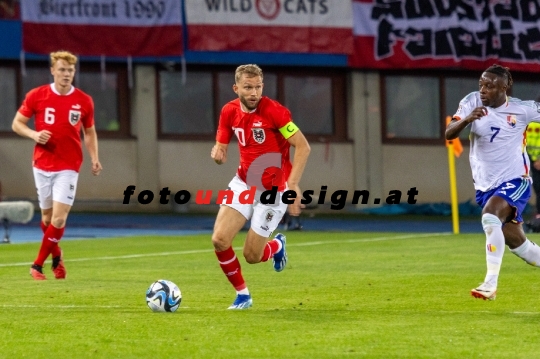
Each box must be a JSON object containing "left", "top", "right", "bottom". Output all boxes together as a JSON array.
[{"left": 475, "top": 177, "right": 531, "bottom": 223}]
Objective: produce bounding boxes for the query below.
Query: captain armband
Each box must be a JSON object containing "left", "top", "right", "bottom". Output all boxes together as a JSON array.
[{"left": 279, "top": 122, "right": 299, "bottom": 139}]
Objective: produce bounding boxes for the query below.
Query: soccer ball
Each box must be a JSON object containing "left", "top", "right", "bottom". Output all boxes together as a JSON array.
[{"left": 145, "top": 279, "right": 182, "bottom": 312}]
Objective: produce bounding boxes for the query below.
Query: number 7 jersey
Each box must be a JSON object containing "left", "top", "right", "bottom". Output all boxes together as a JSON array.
[
  {"left": 18, "top": 84, "right": 94, "bottom": 172},
  {"left": 454, "top": 91, "right": 540, "bottom": 192}
]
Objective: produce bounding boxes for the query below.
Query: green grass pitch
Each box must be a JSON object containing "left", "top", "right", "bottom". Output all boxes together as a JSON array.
[{"left": 1, "top": 231, "right": 539, "bottom": 358}]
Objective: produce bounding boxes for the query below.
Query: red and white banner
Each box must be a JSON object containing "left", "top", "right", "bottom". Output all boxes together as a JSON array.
[
  {"left": 350, "top": 0, "right": 540, "bottom": 72},
  {"left": 186, "top": 0, "right": 353, "bottom": 54},
  {"left": 21, "top": 0, "right": 183, "bottom": 57}
]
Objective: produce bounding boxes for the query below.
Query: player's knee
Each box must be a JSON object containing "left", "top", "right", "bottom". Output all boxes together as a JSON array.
[
  {"left": 243, "top": 251, "right": 260, "bottom": 264},
  {"left": 481, "top": 213, "right": 502, "bottom": 231},
  {"left": 211, "top": 232, "right": 230, "bottom": 251},
  {"left": 51, "top": 217, "right": 66, "bottom": 229}
]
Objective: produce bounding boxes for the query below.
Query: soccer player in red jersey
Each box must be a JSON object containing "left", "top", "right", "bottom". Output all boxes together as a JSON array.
[
  {"left": 12, "top": 50, "right": 102, "bottom": 280},
  {"left": 210, "top": 64, "right": 311, "bottom": 309}
]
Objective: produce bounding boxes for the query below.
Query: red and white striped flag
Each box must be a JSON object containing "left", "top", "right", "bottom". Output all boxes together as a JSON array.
[
  {"left": 21, "top": 0, "right": 183, "bottom": 57},
  {"left": 186, "top": 0, "right": 353, "bottom": 54}
]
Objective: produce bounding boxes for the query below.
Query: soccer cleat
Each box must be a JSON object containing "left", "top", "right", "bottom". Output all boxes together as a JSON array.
[
  {"left": 52, "top": 254, "right": 66, "bottom": 279},
  {"left": 471, "top": 282, "right": 497, "bottom": 300},
  {"left": 228, "top": 294, "right": 253, "bottom": 310},
  {"left": 272, "top": 233, "right": 287, "bottom": 272},
  {"left": 30, "top": 264, "right": 46, "bottom": 280}
]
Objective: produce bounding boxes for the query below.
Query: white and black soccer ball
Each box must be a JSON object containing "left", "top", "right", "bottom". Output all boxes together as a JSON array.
[{"left": 145, "top": 279, "right": 181, "bottom": 312}]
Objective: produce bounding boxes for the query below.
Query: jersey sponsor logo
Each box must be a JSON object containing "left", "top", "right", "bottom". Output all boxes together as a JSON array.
[
  {"left": 69, "top": 110, "right": 81, "bottom": 125},
  {"left": 253, "top": 120, "right": 263, "bottom": 127},
  {"left": 507, "top": 115, "right": 517, "bottom": 128},
  {"left": 252, "top": 128, "right": 266, "bottom": 144},
  {"left": 72, "top": 104, "right": 81, "bottom": 109}
]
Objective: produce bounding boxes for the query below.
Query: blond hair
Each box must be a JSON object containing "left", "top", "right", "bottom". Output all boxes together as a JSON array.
[
  {"left": 235, "top": 64, "right": 263, "bottom": 83},
  {"left": 50, "top": 50, "right": 78, "bottom": 67}
]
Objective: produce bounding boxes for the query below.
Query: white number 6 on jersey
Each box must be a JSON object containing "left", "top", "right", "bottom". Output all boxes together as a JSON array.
[{"left": 45, "top": 107, "right": 55, "bottom": 124}]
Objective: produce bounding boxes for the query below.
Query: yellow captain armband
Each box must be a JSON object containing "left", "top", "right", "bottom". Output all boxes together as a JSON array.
[{"left": 279, "top": 122, "right": 299, "bottom": 139}]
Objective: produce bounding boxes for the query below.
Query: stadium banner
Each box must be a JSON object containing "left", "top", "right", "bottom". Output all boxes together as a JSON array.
[
  {"left": 21, "top": 0, "right": 183, "bottom": 57},
  {"left": 350, "top": 0, "right": 540, "bottom": 72},
  {"left": 185, "top": 0, "right": 353, "bottom": 54}
]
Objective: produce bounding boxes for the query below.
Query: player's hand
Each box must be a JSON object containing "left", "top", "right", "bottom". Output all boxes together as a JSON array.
[
  {"left": 91, "top": 160, "right": 103, "bottom": 176},
  {"left": 287, "top": 184, "right": 304, "bottom": 216},
  {"left": 534, "top": 160, "right": 540, "bottom": 171},
  {"left": 465, "top": 107, "right": 488, "bottom": 123},
  {"left": 211, "top": 145, "right": 226, "bottom": 164},
  {"left": 33, "top": 130, "right": 52, "bottom": 145}
]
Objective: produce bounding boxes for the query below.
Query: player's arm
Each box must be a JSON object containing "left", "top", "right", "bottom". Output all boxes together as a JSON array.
[
  {"left": 211, "top": 142, "right": 228, "bottom": 165},
  {"left": 282, "top": 124, "right": 311, "bottom": 216},
  {"left": 11, "top": 111, "right": 51, "bottom": 144},
  {"left": 83, "top": 125, "right": 102, "bottom": 176},
  {"left": 445, "top": 107, "right": 487, "bottom": 140},
  {"left": 213, "top": 107, "right": 232, "bottom": 165}
]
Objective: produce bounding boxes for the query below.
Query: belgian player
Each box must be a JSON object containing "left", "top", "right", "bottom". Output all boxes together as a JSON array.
[{"left": 446, "top": 65, "right": 540, "bottom": 300}]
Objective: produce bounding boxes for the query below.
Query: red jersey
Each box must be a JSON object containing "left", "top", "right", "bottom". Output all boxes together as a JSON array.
[
  {"left": 216, "top": 97, "right": 294, "bottom": 191},
  {"left": 18, "top": 84, "right": 94, "bottom": 172}
]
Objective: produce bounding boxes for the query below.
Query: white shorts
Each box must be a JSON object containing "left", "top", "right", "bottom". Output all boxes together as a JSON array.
[
  {"left": 33, "top": 168, "right": 79, "bottom": 209},
  {"left": 223, "top": 176, "right": 288, "bottom": 238}
]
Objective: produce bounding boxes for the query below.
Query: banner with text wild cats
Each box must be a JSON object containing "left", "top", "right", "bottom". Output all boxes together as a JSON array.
[
  {"left": 185, "top": 0, "right": 353, "bottom": 54},
  {"left": 350, "top": 0, "right": 540, "bottom": 72},
  {"left": 21, "top": 0, "right": 183, "bottom": 57}
]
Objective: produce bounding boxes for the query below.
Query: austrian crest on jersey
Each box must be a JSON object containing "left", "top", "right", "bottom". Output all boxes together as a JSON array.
[
  {"left": 252, "top": 128, "right": 265, "bottom": 144},
  {"left": 69, "top": 110, "right": 81, "bottom": 125}
]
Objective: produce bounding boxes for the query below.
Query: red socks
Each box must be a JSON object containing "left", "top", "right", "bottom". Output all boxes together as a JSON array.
[
  {"left": 260, "top": 238, "right": 281, "bottom": 262},
  {"left": 40, "top": 221, "right": 48, "bottom": 234},
  {"left": 34, "top": 224, "right": 65, "bottom": 267},
  {"left": 39, "top": 222, "right": 62, "bottom": 259},
  {"left": 215, "top": 247, "right": 246, "bottom": 291}
]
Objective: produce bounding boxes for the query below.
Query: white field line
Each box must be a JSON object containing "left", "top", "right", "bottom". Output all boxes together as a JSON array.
[
  {"left": 0, "top": 304, "right": 535, "bottom": 315},
  {"left": 0, "top": 304, "right": 191, "bottom": 309},
  {"left": 0, "top": 232, "right": 452, "bottom": 268}
]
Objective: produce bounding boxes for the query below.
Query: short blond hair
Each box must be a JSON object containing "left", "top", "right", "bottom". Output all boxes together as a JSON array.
[
  {"left": 235, "top": 64, "right": 263, "bottom": 83},
  {"left": 50, "top": 50, "right": 77, "bottom": 67}
]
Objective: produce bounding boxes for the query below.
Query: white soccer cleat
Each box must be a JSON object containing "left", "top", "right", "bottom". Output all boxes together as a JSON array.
[{"left": 471, "top": 282, "right": 497, "bottom": 300}]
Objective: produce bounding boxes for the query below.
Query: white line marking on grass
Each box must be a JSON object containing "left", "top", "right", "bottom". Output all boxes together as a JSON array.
[
  {"left": 1, "top": 305, "right": 533, "bottom": 315},
  {"left": 0, "top": 233, "right": 451, "bottom": 268},
  {"left": 293, "top": 233, "right": 451, "bottom": 246},
  {"left": 0, "top": 304, "right": 192, "bottom": 309},
  {"left": 0, "top": 249, "right": 214, "bottom": 267},
  {"left": 0, "top": 304, "right": 123, "bottom": 308}
]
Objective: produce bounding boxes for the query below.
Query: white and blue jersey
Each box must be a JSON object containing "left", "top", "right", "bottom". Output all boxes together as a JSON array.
[{"left": 454, "top": 92, "right": 540, "bottom": 192}]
